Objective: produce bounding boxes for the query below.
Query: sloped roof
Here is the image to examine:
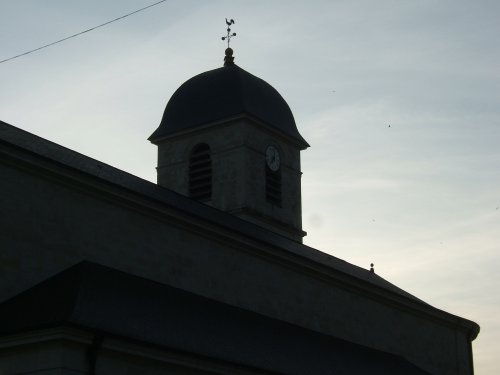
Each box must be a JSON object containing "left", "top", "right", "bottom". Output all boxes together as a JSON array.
[
  {"left": 0, "top": 261, "right": 430, "bottom": 375},
  {"left": 0, "top": 120, "right": 480, "bottom": 339}
]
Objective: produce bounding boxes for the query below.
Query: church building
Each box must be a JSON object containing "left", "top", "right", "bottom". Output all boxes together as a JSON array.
[{"left": 0, "top": 45, "right": 479, "bottom": 374}]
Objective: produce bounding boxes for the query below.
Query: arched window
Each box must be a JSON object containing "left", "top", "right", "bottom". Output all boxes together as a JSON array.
[
  {"left": 189, "top": 143, "right": 212, "bottom": 202},
  {"left": 266, "top": 166, "right": 282, "bottom": 207}
]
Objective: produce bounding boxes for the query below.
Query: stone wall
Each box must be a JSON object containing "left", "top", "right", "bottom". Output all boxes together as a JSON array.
[
  {"left": 155, "top": 118, "right": 304, "bottom": 241},
  {"left": 0, "top": 140, "right": 474, "bottom": 375}
]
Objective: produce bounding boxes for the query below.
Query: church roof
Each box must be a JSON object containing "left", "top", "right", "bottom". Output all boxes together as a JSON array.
[
  {"left": 0, "top": 120, "right": 480, "bottom": 341},
  {"left": 0, "top": 261, "right": 430, "bottom": 375},
  {"left": 149, "top": 64, "right": 309, "bottom": 148}
]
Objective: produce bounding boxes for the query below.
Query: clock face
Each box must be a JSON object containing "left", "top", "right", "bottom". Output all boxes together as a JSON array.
[{"left": 266, "top": 146, "right": 280, "bottom": 172}]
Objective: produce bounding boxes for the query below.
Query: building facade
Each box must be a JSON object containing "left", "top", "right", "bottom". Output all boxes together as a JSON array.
[{"left": 0, "top": 49, "right": 479, "bottom": 374}]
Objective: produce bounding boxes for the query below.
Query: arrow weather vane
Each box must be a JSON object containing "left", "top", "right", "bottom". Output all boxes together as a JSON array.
[{"left": 221, "top": 18, "right": 236, "bottom": 48}]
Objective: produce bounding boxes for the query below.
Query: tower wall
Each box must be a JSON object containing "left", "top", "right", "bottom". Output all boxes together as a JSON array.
[{"left": 155, "top": 118, "right": 305, "bottom": 241}]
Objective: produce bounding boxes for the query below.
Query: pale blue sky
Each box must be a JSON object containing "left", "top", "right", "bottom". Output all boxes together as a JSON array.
[{"left": 1, "top": 1, "right": 499, "bottom": 373}]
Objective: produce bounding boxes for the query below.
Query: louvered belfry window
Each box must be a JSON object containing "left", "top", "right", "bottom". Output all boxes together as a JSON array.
[
  {"left": 189, "top": 143, "right": 212, "bottom": 202},
  {"left": 266, "top": 166, "right": 282, "bottom": 206}
]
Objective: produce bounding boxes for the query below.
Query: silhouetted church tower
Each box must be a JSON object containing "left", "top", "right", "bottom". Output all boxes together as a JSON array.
[
  {"left": 149, "top": 44, "right": 309, "bottom": 242},
  {"left": 0, "top": 19, "right": 480, "bottom": 375}
]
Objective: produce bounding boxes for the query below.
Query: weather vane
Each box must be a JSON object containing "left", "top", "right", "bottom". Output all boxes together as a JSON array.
[{"left": 221, "top": 18, "right": 236, "bottom": 48}]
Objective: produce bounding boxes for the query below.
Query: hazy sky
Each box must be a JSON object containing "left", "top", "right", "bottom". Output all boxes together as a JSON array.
[{"left": 1, "top": 1, "right": 499, "bottom": 373}]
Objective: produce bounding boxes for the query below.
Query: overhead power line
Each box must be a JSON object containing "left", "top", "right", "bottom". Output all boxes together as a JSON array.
[{"left": 0, "top": 0, "right": 168, "bottom": 64}]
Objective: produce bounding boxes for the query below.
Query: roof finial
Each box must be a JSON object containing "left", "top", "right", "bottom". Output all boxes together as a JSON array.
[
  {"left": 221, "top": 18, "right": 236, "bottom": 66},
  {"left": 370, "top": 263, "right": 375, "bottom": 273}
]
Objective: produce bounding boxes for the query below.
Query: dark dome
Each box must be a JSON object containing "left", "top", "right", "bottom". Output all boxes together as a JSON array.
[{"left": 149, "top": 64, "right": 308, "bottom": 148}]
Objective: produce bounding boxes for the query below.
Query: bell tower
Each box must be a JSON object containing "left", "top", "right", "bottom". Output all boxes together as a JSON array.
[{"left": 149, "top": 24, "right": 308, "bottom": 242}]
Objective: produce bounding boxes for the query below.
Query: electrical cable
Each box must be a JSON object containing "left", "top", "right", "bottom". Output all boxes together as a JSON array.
[{"left": 0, "top": 0, "right": 168, "bottom": 64}]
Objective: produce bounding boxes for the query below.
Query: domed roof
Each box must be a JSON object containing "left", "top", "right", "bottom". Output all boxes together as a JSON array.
[{"left": 149, "top": 63, "right": 308, "bottom": 148}]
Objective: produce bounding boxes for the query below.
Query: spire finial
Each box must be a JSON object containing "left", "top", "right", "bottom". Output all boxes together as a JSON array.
[{"left": 221, "top": 18, "right": 236, "bottom": 66}]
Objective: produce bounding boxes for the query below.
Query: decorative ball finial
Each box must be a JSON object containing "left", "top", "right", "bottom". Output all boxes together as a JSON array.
[
  {"left": 370, "top": 263, "right": 375, "bottom": 273},
  {"left": 221, "top": 18, "right": 236, "bottom": 66},
  {"left": 224, "top": 47, "right": 234, "bottom": 66}
]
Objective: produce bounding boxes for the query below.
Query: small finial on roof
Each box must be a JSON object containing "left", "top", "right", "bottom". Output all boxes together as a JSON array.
[
  {"left": 370, "top": 263, "right": 375, "bottom": 273},
  {"left": 221, "top": 18, "right": 236, "bottom": 66},
  {"left": 224, "top": 48, "right": 234, "bottom": 66}
]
